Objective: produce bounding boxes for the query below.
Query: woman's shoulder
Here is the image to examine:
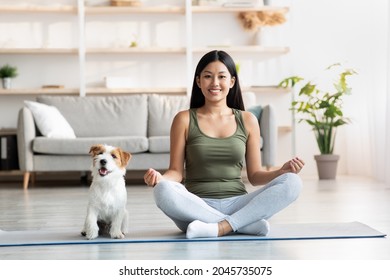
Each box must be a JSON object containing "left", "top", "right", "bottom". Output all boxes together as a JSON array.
[
  {"left": 175, "top": 109, "right": 191, "bottom": 118},
  {"left": 240, "top": 110, "right": 259, "bottom": 131},
  {"left": 173, "top": 109, "right": 191, "bottom": 125},
  {"left": 239, "top": 109, "right": 257, "bottom": 122}
]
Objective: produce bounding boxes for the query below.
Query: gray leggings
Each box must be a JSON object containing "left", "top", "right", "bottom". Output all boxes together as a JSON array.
[{"left": 153, "top": 173, "right": 302, "bottom": 234}]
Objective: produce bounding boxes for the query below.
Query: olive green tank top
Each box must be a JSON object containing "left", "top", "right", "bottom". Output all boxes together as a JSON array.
[{"left": 184, "top": 108, "right": 248, "bottom": 199}]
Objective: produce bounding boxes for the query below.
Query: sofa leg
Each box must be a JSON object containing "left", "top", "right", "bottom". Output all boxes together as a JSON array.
[{"left": 23, "top": 172, "right": 30, "bottom": 190}]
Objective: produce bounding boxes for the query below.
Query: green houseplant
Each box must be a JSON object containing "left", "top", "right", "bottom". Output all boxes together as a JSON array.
[
  {"left": 0, "top": 64, "right": 18, "bottom": 89},
  {"left": 278, "top": 63, "right": 357, "bottom": 179}
]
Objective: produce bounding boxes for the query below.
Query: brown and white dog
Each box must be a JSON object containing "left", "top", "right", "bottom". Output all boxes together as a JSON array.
[{"left": 81, "top": 144, "right": 131, "bottom": 240}]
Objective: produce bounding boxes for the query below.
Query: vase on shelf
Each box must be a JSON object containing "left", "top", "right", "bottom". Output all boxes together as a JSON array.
[
  {"left": 252, "top": 27, "right": 274, "bottom": 46},
  {"left": 1, "top": 78, "right": 12, "bottom": 89},
  {"left": 252, "top": 27, "right": 263, "bottom": 46}
]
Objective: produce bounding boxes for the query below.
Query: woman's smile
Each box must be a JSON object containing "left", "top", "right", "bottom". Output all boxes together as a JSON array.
[{"left": 208, "top": 88, "right": 221, "bottom": 95}]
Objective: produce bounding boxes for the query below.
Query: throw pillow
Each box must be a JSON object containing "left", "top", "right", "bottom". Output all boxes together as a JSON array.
[
  {"left": 248, "top": 105, "right": 263, "bottom": 120},
  {"left": 24, "top": 100, "right": 76, "bottom": 138}
]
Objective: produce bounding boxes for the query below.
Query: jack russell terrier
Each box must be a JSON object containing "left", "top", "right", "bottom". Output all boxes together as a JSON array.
[{"left": 81, "top": 144, "right": 131, "bottom": 240}]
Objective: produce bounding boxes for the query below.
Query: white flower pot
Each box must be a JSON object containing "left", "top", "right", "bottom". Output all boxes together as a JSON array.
[{"left": 2, "top": 78, "right": 12, "bottom": 89}]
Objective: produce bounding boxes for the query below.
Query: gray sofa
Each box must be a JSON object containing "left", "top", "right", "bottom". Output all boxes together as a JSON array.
[{"left": 17, "top": 94, "right": 276, "bottom": 189}]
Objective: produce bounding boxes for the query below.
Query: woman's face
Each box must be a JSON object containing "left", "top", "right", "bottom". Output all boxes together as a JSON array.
[{"left": 196, "top": 61, "right": 235, "bottom": 104}]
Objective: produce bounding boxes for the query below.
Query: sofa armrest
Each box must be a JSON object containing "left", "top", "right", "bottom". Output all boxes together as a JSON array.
[
  {"left": 17, "top": 107, "right": 36, "bottom": 171},
  {"left": 259, "top": 104, "right": 277, "bottom": 169}
]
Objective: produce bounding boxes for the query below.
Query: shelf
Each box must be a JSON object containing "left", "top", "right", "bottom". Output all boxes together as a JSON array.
[
  {"left": 85, "top": 6, "right": 185, "bottom": 14},
  {"left": 194, "top": 46, "right": 290, "bottom": 55},
  {"left": 0, "top": 88, "right": 187, "bottom": 96},
  {"left": 191, "top": 6, "right": 289, "bottom": 13},
  {"left": 278, "top": 126, "right": 292, "bottom": 133},
  {"left": 86, "top": 47, "right": 186, "bottom": 54},
  {"left": 0, "top": 4, "right": 288, "bottom": 14},
  {"left": 0, "top": 86, "right": 290, "bottom": 96},
  {"left": 0, "top": 88, "right": 79, "bottom": 96},
  {"left": 0, "top": 5, "right": 77, "bottom": 13},
  {"left": 243, "top": 86, "right": 291, "bottom": 94},
  {"left": 0, "top": 47, "right": 287, "bottom": 55},
  {"left": 0, "top": 128, "right": 17, "bottom": 135},
  {"left": 0, "top": 170, "right": 24, "bottom": 175},
  {"left": 0, "top": 48, "right": 78, "bottom": 55},
  {"left": 86, "top": 87, "right": 187, "bottom": 95}
]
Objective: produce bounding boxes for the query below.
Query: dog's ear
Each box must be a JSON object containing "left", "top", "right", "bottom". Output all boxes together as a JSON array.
[
  {"left": 89, "top": 144, "right": 104, "bottom": 157},
  {"left": 120, "top": 150, "right": 132, "bottom": 167}
]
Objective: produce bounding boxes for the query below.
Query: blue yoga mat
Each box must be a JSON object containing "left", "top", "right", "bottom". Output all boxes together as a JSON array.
[{"left": 0, "top": 221, "right": 386, "bottom": 247}]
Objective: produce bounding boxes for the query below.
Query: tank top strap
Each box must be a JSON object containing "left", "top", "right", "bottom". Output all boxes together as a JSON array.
[
  {"left": 233, "top": 109, "right": 248, "bottom": 137},
  {"left": 188, "top": 108, "right": 199, "bottom": 137}
]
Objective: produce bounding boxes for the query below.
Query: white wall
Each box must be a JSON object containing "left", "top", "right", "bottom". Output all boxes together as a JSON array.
[{"left": 288, "top": 0, "right": 389, "bottom": 177}]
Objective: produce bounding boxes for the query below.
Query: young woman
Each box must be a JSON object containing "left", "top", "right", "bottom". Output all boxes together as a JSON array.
[{"left": 144, "top": 50, "right": 304, "bottom": 239}]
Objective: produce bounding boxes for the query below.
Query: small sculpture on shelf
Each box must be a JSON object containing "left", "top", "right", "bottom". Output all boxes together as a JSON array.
[{"left": 0, "top": 64, "right": 18, "bottom": 89}]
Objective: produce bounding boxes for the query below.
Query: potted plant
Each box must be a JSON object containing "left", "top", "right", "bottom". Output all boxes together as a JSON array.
[
  {"left": 0, "top": 64, "right": 18, "bottom": 89},
  {"left": 278, "top": 63, "right": 357, "bottom": 179}
]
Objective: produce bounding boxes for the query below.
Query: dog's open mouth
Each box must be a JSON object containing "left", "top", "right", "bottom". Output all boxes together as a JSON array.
[{"left": 98, "top": 167, "right": 111, "bottom": 177}]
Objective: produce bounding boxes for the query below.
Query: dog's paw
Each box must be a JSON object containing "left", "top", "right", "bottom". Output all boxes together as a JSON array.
[
  {"left": 85, "top": 229, "right": 99, "bottom": 240},
  {"left": 110, "top": 231, "right": 125, "bottom": 239}
]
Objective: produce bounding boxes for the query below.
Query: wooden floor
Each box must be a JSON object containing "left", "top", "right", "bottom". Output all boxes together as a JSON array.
[{"left": 0, "top": 175, "right": 389, "bottom": 260}]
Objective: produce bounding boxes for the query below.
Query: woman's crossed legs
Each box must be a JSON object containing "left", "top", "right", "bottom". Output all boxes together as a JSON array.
[{"left": 153, "top": 173, "right": 302, "bottom": 238}]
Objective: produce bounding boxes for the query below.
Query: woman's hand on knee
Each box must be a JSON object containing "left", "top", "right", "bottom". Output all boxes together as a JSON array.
[
  {"left": 281, "top": 157, "right": 305, "bottom": 174},
  {"left": 144, "top": 168, "right": 162, "bottom": 187}
]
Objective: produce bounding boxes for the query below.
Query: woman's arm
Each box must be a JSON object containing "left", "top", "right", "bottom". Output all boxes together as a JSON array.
[
  {"left": 243, "top": 111, "right": 304, "bottom": 186},
  {"left": 144, "top": 110, "right": 189, "bottom": 186}
]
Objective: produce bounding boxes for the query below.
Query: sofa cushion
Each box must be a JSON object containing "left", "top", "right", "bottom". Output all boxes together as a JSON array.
[
  {"left": 24, "top": 101, "right": 76, "bottom": 138},
  {"left": 32, "top": 136, "right": 148, "bottom": 155},
  {"left": 148, "top": 94, "right": 189, "bottom": 137},
  {"left": 37, "top": 95, "right": 148, "bottom": 138},
  {"left": 148, "top": 136, "right": 170, "bottom": 153}
]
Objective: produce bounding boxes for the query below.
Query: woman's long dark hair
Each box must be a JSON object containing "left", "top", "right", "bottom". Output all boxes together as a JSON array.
[{"left": 190, "top": 50, "right": 245, "bottom": 110}]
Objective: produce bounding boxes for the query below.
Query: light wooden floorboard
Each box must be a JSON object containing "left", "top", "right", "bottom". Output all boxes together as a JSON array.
[{"left": 0, "top": 175, "right": 389, "bottom": 260}]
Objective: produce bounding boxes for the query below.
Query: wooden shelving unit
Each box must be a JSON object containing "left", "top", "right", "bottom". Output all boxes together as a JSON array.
[
  {"left": 0, "top": 1, "right": 292, "bottom": 130},
  {"left": 0, "top": 1, "right": 290, "bottom": 96},
  {"left": 0, "top": 1, "right": 295, "bottom": 171}
]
